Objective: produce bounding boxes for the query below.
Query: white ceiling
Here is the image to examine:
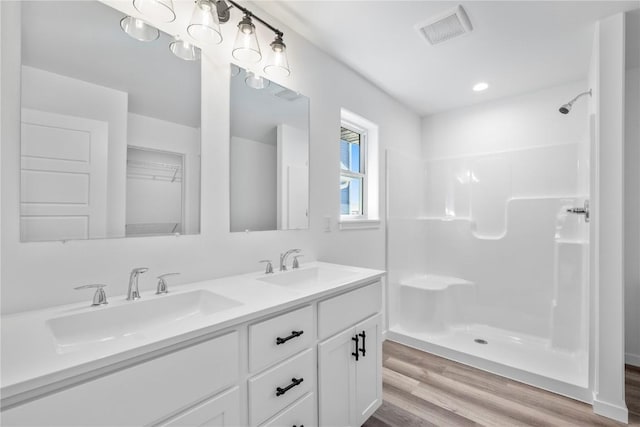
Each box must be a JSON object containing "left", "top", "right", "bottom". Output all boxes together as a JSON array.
[
  {"left": 21, "top": 1, "right": 201, "bottom": 128},
  {"left": 255, "top": 1, "right": 640, "bottom": 116}
]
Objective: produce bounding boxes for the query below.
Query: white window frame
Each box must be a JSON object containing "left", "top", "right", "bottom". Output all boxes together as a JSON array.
[{"left": 339, "top": 108, "right": 380, "bottom": 230}]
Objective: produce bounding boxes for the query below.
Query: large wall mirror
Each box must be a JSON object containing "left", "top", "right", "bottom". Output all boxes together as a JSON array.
[
  {"left": 230, "top": 66, "right": 309, "bottom": 232},
  {"left": 19, "top": 1, "right": 201, "bottom": 242}
]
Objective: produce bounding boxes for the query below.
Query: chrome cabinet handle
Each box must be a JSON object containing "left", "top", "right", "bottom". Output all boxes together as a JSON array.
[
  {"left": 276, "top": 330, "right": 304, "bottom": 345},
  {"left": 74, "top": 284, "right": 108, "bottom": 306},
  {"left": 259, "top": 260, "right": 274, "bottom": 274},
  {"left": 276, "top": 377, "right": 303, "bottom": 397},
  {"left": 156, "top": 273, "right": 180, "bottom": 294}
]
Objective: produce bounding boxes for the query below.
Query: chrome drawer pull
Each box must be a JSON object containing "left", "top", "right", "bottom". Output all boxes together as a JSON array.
[
  {"left": 276, "top": 330, "right": 304, "bottom": 345},
  {"left": 276, "top": 377, "right": 303, "bottom": 396}
]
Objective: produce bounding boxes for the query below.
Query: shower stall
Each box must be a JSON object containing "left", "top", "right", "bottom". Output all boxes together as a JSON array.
[{"left": 386, "top": 84, "right": 593, "bottom": 400}]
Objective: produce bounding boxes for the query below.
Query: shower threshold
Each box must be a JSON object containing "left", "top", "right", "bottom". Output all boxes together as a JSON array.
[{"left": 387, "top": 324, "right": 590, "bottom": 403}]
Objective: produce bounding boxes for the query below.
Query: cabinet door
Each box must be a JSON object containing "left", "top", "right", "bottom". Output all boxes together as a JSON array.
[
  {"left": 318, "top": 327, "right": 357, "bottom": 427},
  {"left": 354, "top": 314, "right": 382, "bottom": 426},
  {"left": 159, "top": 386, "right": 240, "bottom": 427}
]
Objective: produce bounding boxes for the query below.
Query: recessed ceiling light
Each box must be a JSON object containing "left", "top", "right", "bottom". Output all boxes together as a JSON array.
[{"left": 473, "top": 82, "right": 489, "bottom": 92}]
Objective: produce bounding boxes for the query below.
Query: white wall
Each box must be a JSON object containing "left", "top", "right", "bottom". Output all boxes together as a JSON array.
[
  {"left": 422, "top": 80, "right": 589, "bottom": 159},
  {"left": 0, "top": 1, "right": 421, "bottom": 314},
  {"left": 127, "top": 113, "right": 201, "bottom": 235},
  {"left": 230, "top": 136, "right": 277, "bottom": 232},
  {"left": 21, "top": 65, "right": 128, "bottom": 236}
]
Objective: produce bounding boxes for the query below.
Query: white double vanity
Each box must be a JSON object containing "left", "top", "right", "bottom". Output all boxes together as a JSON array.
[{"left": 1, "top": 262, "right": 384, "bottom": 427}]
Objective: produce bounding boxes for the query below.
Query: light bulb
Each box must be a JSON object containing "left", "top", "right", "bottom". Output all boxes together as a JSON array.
[{"left": 473, "top": 82, "right": 489, "bottom": 92}]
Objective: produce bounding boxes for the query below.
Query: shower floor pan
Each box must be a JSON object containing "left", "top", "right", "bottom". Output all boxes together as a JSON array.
[{"left": 387, "top": 324, "right": 590, "bottom": 402}]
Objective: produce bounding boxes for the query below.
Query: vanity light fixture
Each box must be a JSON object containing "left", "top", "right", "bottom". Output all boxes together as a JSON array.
[
  {"left": 133, "top": 0, "right": 176, "bottom": 23},
  {"left": 169, "top": 37, "right": 201, "bottom": 61},
  {"left": 126, "top": 0, "right": 291, "bottom": 75},
  {"left": 120, "top": 16, "right": 159, "bottom": 42}
]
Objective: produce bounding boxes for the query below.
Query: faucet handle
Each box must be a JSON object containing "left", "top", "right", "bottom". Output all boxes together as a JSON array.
[
  {"left": 259, "top": 260, "right": 274, "bottom": 274},
  {"left": 292, "top": 255, "right": 304, "bottom": 269},
  {"left": 131, "top": 267, "right": 149, "bottom": 275},
  {"left": 74, "top": 284, "right": 108, "bottom": 306},
  {"left": 156, "top": 273, "right": 180, "bottom": 294}
]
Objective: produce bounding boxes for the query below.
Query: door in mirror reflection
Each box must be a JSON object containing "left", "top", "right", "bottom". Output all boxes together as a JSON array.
[
  {"left": 230, "top": 66, "right": 310, "bottom": 232},
  {"left": 19, "top": 1, "right": 201, "bottom": 241}
]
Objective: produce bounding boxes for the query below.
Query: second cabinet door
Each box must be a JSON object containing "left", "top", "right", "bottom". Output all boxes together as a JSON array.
[
  {"left": 354, "top": 314, "right": 382, "bottom": 426},
  {"left": 318, "top": 326, "right": 357, "bottom": 427},
  {"left": 318, "top": 314, "right": 382, "bottom": 427}
]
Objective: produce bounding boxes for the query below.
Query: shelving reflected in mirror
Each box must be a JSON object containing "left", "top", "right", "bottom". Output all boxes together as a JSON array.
[
  {"left": 230, "top": 65, "right": 309, "bottom": 232},
  {"left": 19, "top": 1, "right": 201, "bottom": 242}
]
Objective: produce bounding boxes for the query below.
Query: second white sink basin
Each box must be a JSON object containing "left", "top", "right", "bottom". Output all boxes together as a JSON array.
[
  {"left": 47, "top": 290, "right": 242, "bottom": 353},
  {"left": 258, "top": 265, "right": 360, "bottom": 288}
]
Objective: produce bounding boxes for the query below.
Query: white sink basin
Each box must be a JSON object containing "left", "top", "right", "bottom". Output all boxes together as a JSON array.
[
  {"left": 47, "top": 290, "right": 242, "bottom": 352},
  {"left": 258, "top": 266, "right": 360, "bottom": 288}
]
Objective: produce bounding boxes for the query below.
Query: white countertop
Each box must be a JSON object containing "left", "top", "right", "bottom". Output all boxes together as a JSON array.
[{"left": 1, "top": 262, "right": 384, "bottom": 404}]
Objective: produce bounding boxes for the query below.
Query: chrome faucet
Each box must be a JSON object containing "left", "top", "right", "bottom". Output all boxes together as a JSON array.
[
  {"left": 280, "top": 249, "right": 301, "bottom": 271},
  {"left": 127, "top": 267, "right": 148, "bottom": 300}
]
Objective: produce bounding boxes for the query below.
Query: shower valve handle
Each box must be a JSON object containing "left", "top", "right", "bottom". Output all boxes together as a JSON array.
[{"left": 566, "top": 200, "right": 590, "bottom": 222}]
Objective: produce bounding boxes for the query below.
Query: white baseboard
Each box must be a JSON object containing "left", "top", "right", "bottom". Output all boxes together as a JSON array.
[
  {"left": 592, "top": 395, "right": 628, "bottom": 423},
  {"left": 625, "top": 352, "right": 640, "bottom": 367}
]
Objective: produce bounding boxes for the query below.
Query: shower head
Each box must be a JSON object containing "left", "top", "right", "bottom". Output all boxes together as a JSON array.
[{"left": 559, "top": 89, "right": 592, "bottom": 115}]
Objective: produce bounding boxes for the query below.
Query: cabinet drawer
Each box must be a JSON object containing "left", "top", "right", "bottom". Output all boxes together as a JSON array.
[
  {"left": 250, "top": 305, "right": 313, "bottom": 373},
  {"left": 249, "top": 349, "right": 314, "bottom": 426},
  {"left": 318, "top": 281, "right": 381, "bottom": 340},
  {"left": 260, "top": 392, "right": 316, "bottom": 427},
  {"left": 2, "top": 331, "right": 239, "bottom": 426},
  {"left": 158, "top": 386, "right": 240, "bottom": 427}
]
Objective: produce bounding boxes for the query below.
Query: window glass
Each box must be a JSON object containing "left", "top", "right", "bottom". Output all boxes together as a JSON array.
[{"left": 340, "top": 126, "right": 365, "bottom": 216}]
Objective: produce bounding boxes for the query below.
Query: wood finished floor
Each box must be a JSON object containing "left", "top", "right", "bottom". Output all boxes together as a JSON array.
[{"left": 363, "top": 341, "right": 640, "bottom": 427}]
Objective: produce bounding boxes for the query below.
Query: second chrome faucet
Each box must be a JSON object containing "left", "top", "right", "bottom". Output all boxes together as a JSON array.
[{"left": 127, "top": 267, "right": 148, "bottom": 300}]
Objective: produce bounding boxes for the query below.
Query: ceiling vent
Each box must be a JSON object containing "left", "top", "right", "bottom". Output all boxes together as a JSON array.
[{"left": 416, "top": 5, "right": 473, "bottom": 46}]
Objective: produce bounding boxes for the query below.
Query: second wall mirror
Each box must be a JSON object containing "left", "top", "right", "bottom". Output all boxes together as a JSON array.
[
  {"left": 19, "top": 0, "right": 201, "bottom": 242},
  {"left": 230, "top": 66, "right": 309, "bottom": 232}
]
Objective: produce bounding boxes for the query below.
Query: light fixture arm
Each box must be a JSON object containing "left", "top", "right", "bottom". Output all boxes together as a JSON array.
[{"left": 223, "top": 0, "right": 284, "bottom": 38}]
